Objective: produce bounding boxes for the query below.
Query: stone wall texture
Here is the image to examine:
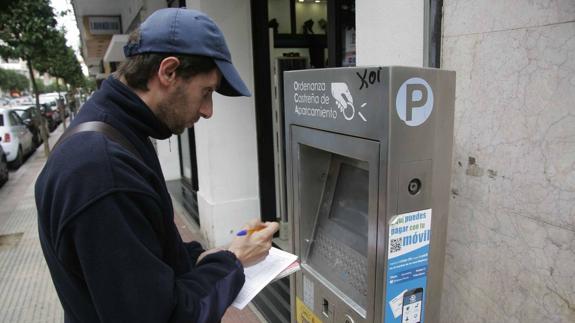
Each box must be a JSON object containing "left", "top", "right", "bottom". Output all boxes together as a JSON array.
[{"left": 440, "top": 1, "right": 575, "bottom": 322}]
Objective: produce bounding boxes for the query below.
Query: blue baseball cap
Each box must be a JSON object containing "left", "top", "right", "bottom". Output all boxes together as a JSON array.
[{"left": 124, "top": 8, "right": 251, "bottom": 97}]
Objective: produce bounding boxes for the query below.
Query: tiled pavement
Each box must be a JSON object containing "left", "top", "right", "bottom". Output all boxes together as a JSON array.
[
  {"left": 0, "top": 128, "right": 65, "bottom": 322},
  {"left": 0, "top": 122, "right": 265, "bottom": 322}
]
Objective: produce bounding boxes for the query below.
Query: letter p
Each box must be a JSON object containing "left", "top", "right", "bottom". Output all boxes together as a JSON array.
[
  {"left": 405, "top": 84, "right": 427, "bottom": 122},
  {"left": 396, "top": 77, "right": 434, "bottom": 127}
]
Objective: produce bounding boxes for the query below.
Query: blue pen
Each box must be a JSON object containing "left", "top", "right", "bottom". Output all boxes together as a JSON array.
[{"left": 236, "top": 226, "right": 265, "bottom": 236}]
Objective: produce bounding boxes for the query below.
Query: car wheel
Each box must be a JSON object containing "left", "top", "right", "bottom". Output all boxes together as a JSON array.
[
  {"left": 0, "top": 155, "right": 8, "bottom": 185},
  {"left": 9, "top": 146, "right": 23, "bottom": 169}
]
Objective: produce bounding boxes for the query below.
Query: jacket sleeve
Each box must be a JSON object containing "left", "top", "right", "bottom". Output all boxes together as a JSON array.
[
  {"left": 184, "top": 241, "right": 206, "bottom": 265},
  {"left": 61, "top": 191, "right": 244, "bottom": 323}
]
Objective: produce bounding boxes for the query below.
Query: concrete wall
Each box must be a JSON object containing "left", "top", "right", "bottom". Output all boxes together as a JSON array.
[
  {"left": 186, "top": 0, "right": 260, "bottom": 248},
  {"left": 440, "top": 1, "right": 575, "bottom": 322},
  {"left": 140, "top": 0, "right": 166, "bottom": 24},
  {"left": 120, "top": 0, "right": 143, "bottom": 33}
]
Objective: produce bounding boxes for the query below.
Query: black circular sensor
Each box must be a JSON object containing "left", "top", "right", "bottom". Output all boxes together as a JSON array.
[{"left": 408, "top": 178, "right": 422, "bottom": 195}]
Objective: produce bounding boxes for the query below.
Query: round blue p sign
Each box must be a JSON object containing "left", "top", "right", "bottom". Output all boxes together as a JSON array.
[{"left": 396, "top": 77, "right": 434, "bottom": 127}]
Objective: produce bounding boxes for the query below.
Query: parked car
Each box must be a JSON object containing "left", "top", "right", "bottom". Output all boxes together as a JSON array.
[
  {"left": 0, "top": 107, "right": 35, "bottom": 168},
  {"left": 12, "top": 105, "right": 44, "bottom": 147},
  {"left": 0, "top": 97, "right": 11, "bottom": 107},
  {"left": 0, "top": 144, "right": 8, "bottom": 186},
  {"left": 39, "top": 92, "right": 61, "bottom": 105},
  {"left": 9, "top": 96, "right": 34, "bottom": 106},
  {"left": 39, "top": 103, "right": 59, "bottom": 132}
]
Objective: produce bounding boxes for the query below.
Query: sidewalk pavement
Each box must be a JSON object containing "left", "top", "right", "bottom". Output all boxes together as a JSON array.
[{"left": 0, "top": 122, "right": 265, "bottom": 322}]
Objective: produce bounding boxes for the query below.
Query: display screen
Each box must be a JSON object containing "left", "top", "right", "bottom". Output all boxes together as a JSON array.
[
  {"left": 329, "top": 163, "right": 369, "bottom": 241},
  {"left": 402, "top": 288, "right": 423, "bottom": 323},
  {"left": 306, "top": 157, "right": 370, "bottom": 311}
]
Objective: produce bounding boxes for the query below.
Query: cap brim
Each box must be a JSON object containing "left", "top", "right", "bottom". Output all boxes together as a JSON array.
[{"left": 214, "top": 59, "right": 251, "bottom": 97}]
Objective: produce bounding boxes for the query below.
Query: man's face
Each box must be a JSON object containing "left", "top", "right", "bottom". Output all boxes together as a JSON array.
[{"left": 156, "top": 68, "right": 221, "bottom": 134}]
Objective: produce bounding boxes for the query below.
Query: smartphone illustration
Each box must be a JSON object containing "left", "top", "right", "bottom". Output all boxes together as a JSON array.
[{"left": 401, "top": 287, "right": 423, "bottom": 323}]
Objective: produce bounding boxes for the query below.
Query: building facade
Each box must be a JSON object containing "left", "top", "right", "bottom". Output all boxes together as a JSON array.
[{"left": 70, "top": 0, "right": 575, "bottom": 322}]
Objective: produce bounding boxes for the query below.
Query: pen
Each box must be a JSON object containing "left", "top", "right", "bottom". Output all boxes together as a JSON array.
[{"left": 236, "top": 226, "right": 266, "bottom": 236}]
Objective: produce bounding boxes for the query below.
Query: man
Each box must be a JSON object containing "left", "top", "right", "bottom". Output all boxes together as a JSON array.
[{"left": 35, "top": 8, "right": 278, "bottom": 323}]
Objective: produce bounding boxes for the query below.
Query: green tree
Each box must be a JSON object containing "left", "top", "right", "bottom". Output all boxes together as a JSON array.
[
  {"left": 0, "top": 68, "right": 30, "bottom": 93},
  {"left": 35, "top": 80, "right": 61, "bottom": 94},
  {"left": 0, "top": 0, "right": 59, "bottom": 156},
  {"left": 84, "top": 76, "right": 96, "bottom": 93},
  {"left": 35, "top": 29, "right": 83, "bottom": 88},
  {"left": 45, "top": 82, "right": 62, "bottom": 93},
  {"left": 34, "top": 29, "right": 83, "bottom": 128}
]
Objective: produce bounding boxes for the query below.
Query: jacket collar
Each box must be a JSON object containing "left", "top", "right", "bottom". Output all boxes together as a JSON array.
[{"left": 93, "top": 76, "right": 173, "bottom": 140}]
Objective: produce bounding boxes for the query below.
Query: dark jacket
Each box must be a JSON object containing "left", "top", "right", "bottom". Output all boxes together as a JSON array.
[{"left": 35, "top": 76, "right": 245, "bottom": 323}]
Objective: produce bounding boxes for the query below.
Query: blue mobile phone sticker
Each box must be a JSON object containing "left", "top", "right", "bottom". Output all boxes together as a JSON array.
[{"left": 385, "top": 209, "right": 431, "bottom": 323}]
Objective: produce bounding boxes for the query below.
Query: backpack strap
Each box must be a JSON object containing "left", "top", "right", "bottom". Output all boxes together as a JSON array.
[{"left": 54, "top": 121, "right": 143, "bottom": 161}]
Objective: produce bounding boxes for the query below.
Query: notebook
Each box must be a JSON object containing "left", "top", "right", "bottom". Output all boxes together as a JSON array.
[{"left": 232, "top": 247, "right": 300, "bottom": 309}]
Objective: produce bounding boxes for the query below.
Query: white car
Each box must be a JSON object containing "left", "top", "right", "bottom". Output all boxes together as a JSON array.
[
  {"left": 0, "top": 107, "right": 35, "bottom": 168},
  {"left": 9, "top": 96, "right": 34, "bottom": 106}
]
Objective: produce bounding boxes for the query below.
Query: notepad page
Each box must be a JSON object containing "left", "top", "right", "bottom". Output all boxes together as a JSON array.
[
  {"left": 232, "top": 247, "right": 298, "bottom": 309},
  {"left": 272, "top": 260, "right": 301, "bottom": 282}
]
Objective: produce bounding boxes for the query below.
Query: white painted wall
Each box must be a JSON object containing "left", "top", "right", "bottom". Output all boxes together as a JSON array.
[
  {"left": 156, "top": 135, "right": 181, "bottom": 181},
  {"left": 356, "top": 0, "right": 424, "bottom": 66},
  {"left": 186, "top": 0, "right": 260, "bottom": 248}
]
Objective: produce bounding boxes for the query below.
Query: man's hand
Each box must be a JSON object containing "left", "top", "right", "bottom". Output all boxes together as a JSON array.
[{"left": 227, "top": 220, "right": 279, "bottom": 267}]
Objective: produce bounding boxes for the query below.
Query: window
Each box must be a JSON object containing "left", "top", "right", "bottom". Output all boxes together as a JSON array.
[
  {"left": 18, "top": 110, "right": 31, "bottom": 120},
  {"left": 9, "top": 112, "right": 23, "bottom": 126}
]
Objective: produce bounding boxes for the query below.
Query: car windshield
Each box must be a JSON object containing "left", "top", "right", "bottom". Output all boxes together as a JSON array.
[{"left": 16, "top": 109, "right": 31, "bottom": 119}]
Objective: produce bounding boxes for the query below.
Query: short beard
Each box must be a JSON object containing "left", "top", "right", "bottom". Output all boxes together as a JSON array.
[{"left": 155, "top": 86, "right": 187, "bottom": 135}]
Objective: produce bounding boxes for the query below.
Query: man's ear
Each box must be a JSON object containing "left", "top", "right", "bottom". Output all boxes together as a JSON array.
[{"left": 157, "top": 57, "right": 180, "bottom": 87}]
